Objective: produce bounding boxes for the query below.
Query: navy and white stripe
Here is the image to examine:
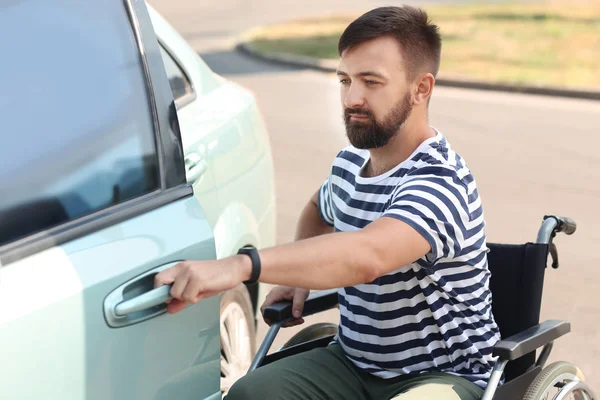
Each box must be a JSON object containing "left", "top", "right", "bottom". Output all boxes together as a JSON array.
[{"left": 318, "top": 130, "right": 500, "bottom": 388}]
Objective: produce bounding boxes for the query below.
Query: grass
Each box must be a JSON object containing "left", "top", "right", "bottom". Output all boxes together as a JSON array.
[{"left": 247, "top": 1, "right": 600, "bottom": 89}]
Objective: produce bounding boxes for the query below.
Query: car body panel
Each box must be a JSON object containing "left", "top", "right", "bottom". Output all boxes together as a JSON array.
[{"left": 0, "top": 197, "right": 220, "bottom": 400}]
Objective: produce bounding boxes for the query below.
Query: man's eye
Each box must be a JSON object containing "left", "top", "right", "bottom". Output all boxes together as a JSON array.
[
  {"left": 366, "top": 80, "right": 378, "bottom": 86},
  {"left": 340, "top": 79, "right": 350, "bottom": 85}
]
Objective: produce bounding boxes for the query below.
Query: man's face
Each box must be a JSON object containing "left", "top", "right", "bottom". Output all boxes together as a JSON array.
[{"left": 337, "top": 36, "right": 414, "bottom": 149}]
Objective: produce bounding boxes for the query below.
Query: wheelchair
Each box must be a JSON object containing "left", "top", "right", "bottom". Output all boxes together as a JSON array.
[{"left": 249, "top": 216, "right": 597, "bottom": 400}]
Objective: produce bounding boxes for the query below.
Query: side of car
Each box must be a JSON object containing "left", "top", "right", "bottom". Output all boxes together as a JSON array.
[
  {"left": 0, "top": 1, "right": 226, "bottom": 399},
  {"left": 147, "top": 6, "right": 277, "bottom": 393}
]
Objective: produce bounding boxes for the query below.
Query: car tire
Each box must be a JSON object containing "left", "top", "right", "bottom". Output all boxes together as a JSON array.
[{"left": 219, "top": 284, "right": 256, "bottom": 395}]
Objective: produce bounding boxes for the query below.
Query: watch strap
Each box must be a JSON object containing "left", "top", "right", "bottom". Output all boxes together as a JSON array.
[{"left": 237, "top": 246, "right": 261, "bottom": 285}]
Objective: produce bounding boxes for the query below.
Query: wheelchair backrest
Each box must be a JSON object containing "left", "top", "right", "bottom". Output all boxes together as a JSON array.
[{"left": 487, "top": 242, "right": 549, "bottom": 381}]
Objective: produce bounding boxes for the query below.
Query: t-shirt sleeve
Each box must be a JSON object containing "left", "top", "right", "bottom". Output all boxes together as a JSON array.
[
  {"left": 317, "top": 177, "right": 335, "bottom": 227},
  {"left": 382, "top": 174, "right": 470, "bottom": 262}
]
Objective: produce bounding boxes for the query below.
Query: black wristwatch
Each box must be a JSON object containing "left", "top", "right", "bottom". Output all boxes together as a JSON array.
[{"left": 237, "top": 246, "right": 261, "bottom": 285}]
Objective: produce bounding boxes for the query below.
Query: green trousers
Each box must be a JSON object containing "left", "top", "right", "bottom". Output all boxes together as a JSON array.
[{"left": 227, "top": 344, "right": 484, "bottom": 400}]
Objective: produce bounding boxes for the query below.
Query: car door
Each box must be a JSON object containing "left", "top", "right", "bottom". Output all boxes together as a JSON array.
[{"left": 0, "top": 1, "right": 220, "bottom": 399}]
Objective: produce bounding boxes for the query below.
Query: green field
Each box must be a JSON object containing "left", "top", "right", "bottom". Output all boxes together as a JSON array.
[{"left": 248, "top": 2, "right": 600, "bottom": 88}]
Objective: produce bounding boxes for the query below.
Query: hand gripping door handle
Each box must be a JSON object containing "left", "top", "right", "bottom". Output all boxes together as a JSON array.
[
  {"left": 114, "top": 285, "right": 173, "bottom": 316},
  {"left": 104, "top": 262, "right": 178, "bottom": 328}
]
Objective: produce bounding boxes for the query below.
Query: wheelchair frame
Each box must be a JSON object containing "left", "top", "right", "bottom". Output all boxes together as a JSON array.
[{"left": 249, "top": 216, "right": 596, "bottom": 400}]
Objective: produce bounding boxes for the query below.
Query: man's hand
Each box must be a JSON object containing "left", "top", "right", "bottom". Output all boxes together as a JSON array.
[
  {"left": 154, "top": 256, "right": 251, "bottom": 314},
  {"left": 260, "top": 286, "right": 310, "bottom": 327}
]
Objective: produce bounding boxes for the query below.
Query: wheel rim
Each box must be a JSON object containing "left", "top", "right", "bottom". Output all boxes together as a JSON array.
[
  {"left": 220, "top": 302, "right": 252, "bottom": 395},
  {"left": 538, "top": 372, "right": 583, "bottom": 400}
]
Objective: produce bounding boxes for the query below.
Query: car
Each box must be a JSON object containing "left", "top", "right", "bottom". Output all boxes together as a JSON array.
[
  {"left": 147, "top": 4, "right": 276, "bottom": 395},
  {"left": 0, "top": 0, "right": 275, "bottom": 399}
]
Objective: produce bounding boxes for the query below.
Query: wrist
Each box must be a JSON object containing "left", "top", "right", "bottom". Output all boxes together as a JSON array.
[
  {"left": 236, "top": 246, "right": 262, "bottom": 284},
  {"left": 234, "top": 254, "right": 253, "bottom": 282}
]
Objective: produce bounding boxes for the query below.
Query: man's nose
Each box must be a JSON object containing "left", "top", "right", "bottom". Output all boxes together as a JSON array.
[{"left": 343, "top": 84, "right": 365, "bottom": 109}]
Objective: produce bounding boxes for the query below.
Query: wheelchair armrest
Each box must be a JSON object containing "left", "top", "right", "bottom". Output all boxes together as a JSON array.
[
  {"left": 263, "top": 289, "right": 339, "bottom": 323},
  {"left": 493, "top": 320, "right": 570, "bottom": 360}
]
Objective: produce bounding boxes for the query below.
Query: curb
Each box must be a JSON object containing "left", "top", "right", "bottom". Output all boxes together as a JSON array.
[{"left": 237, "top": 42, "right": 600, "bottom": 101}]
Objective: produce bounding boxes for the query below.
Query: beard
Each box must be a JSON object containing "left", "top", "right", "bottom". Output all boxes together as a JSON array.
[{"left": 344, "top": 92, "right": 413, "bottom": 149}]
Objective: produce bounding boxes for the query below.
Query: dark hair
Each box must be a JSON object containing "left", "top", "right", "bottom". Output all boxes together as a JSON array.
[{"left": 338, "top": 6, "right": 441, "bottom": 80}]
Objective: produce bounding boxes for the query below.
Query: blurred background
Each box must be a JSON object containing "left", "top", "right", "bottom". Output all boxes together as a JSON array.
[{"left": 152, "top": 0, "right": 600, "bottom": 389}]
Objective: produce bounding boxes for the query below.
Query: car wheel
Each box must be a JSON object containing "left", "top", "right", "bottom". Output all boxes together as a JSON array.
[{"left": 220, "top": 284, "right": 256, "bottom": 395}]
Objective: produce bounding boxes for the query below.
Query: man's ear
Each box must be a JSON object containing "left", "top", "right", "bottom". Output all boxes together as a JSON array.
[{"left": 413, "top": 73, "right": 435, "bottom": 105}]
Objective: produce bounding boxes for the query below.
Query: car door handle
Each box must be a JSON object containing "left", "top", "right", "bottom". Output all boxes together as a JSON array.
[
  {"left": 184, "top": 153, "right": 208, "bottom": 183},
  {"left": 114, "top": 284, "right": 173, "bottom": 316},
  {"left": 104, "top": 262, "right": 178, "bottom": 328}
]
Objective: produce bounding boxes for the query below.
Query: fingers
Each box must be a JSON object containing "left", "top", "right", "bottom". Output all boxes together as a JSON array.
[
  {"left": 260, "top": 289, "right": 277, "bottom": 317},
  {"left": 166, "top": 291, "right": 222, "bottom": 314},
  {"left": 166, "top": 299, "right": 187, "bottom": 314},
  {"left": 169, "top": 269, "right": 190, "bottom": 301},
  {"left": 292, "top": 289, "right": 309, "bottom": 319},
  {"left": 260, "top": 287, "right": 294, "bottom": 325},
  {"left": 155, "top": 262, "right": 199, "bottom": 313},
  {"left": 182, "top": 269, "right": 204, "bottom": 305},
  {"left": 261, "top": 289, "right": 285, "bottom": 311},
  {"left": 156, "top": 260, "right": 237, "bottom": 315},
  {"left": 260, "top": 287, "right": 309, "bottom": 327},
  {"left": 154, "top": 264, "right": 180, "bottom": 288}
]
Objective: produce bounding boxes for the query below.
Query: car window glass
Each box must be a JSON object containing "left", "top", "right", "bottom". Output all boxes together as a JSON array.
[
  {"left": 0, "top": 1, "right": 159, "bottom": 247},
  {"left": 159, "top": 45, "right": 193, "bottom": 101}
]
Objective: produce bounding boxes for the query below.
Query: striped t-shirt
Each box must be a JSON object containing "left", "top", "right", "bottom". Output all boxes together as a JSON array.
[{"left": 318, "top": 130, "right": 501, "bottom": 388}]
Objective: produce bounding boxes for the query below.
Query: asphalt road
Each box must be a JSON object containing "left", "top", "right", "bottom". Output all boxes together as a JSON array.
[{"left": 152, "top": 0, "right": 600, "bottom": 390}]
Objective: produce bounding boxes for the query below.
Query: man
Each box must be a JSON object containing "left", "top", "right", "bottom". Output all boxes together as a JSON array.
[{"left": 155, "top": 5, "right": 500, "bottom": 399}]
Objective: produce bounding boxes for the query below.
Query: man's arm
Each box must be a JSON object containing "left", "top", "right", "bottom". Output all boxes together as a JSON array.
[
  {"left": 155, "top": 215, "right": 431, "bottom": 313},
  {"left": 252, "top": 216, "right": 430, "bottom": 289},
  {"left": 295, "top": 190, "right": 334, "bottom": 240}
]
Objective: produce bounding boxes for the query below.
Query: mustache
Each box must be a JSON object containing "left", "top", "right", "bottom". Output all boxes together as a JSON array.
[{"left": 344, "top": 108, "right": 374, "bottom": 119}]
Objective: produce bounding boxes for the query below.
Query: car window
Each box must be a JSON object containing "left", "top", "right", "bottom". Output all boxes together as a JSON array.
[
  {"left": 159, "top": 45, "right": 193, "bottom": 102},
  {"left": 0, "top": 1, "right": 160, "bottom": 247}
]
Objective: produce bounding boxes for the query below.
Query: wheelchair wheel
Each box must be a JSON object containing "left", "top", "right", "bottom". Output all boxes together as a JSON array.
[
  {"left": 280, "top": 322, "right": 338, "bottom": 349},
  {"left": 523, "top": 361, "right": 587, "bottom": 400}
]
